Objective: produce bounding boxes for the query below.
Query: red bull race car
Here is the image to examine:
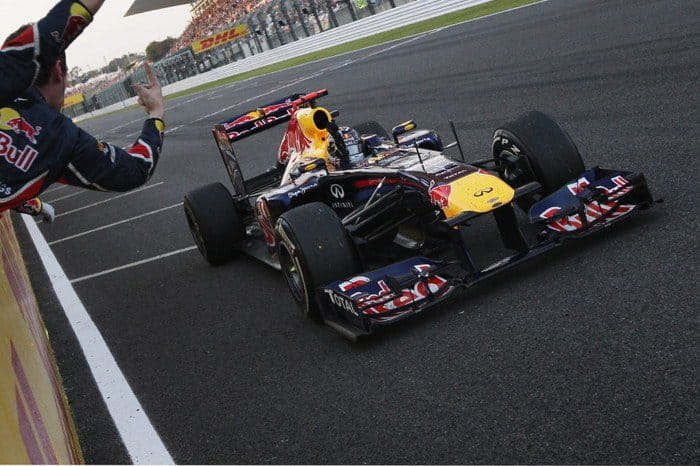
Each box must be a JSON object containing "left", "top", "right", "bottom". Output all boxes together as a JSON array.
[{"left": 184, "top": 89, "right": 654, "bottom": 341}]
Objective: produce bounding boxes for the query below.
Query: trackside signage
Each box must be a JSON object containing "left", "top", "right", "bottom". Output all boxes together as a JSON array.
[
  {"left": 0, "top": 214, "right": 83, "bottom": 464},
  {"left": 191, "top": 24, "right": 248, "bottom": 54}
]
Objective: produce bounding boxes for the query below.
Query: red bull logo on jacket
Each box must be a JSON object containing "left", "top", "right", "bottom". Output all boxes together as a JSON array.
[
  {"left": 0, "top": 108, "right": 40, "bottom": 172},
  {"left": 0, "top": 108, "right": 41, "bottom": 144}
]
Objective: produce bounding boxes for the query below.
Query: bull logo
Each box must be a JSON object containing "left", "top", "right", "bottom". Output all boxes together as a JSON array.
[
  {"left": 428, "top": 182, "right": 451, "bottom": 208},
  {"left": 0, "top": 107, "right": 41, "bottom": 144}
]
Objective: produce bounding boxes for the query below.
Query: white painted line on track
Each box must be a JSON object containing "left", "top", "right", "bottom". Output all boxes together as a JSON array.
[
  {"left": 103, "top": 117, "right": 143, "bottom": 135},
  {"left": 165, "top": 125, "right": 184, "bottom": 135},
  {"left": 55, "top": 182, "right": 164, "bottom": 218},
  {"left": 49, "top": 202, "right": 184, "bottom": 245},
  {"left": 70, "top": 245, "right": 198, "bottom": 283},
  {"left": 42, "top": 184, "right": 69, "bottom": 195},
  {"left": 21, "top": 215, "right": 174, "bottom": 464},
  {"left": 46, "top": 190, "right": 86, "bottom": 203}
]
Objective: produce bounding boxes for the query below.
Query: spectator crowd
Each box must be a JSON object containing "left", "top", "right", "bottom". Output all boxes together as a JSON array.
[{"left": 171, "top": 0, "right": 272, "bottom": 53}]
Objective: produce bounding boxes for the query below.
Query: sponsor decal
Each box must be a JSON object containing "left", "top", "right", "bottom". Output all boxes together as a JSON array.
[
  {"left": 540, "top": 175, "right": 635, "bottom": 232},
  {"left": 330, "top": 184, "right": 345, "bottom": 199},
  {"left": 191, "top": 24, "right": 248, "bottom": 54},
  {"left": 255, "top": 197, "right": 276, "bottom": 247},
  {"left": 278, "top": 113, "right": 311, "bottom": 164},
  {"left": 0, "top": 133, "right": 39, "bottom": 172},
  {"left": 287, "top": 182, "right": 318, "bottom": 199},
  {"left": 54, "top": 2, "right": 92, "bottom": 46},
  {"left": 62, "top": 93, "right": 84, "bottom": 109},
  {"left": 0, "top": 108, "right": 41, "bottom": 144},
  {"left": 428, "top": 181, "right": 451, "bottom": 208},
  {"left": 324, "top": 289, "right": 358, "bottom": 316},
  {"left": 14, "top": 198, "right": 42, "bottom": 216},
  {"left": 473, "top": 187, "right": 494, "bottom": 197},
  {"left": 338, "top": 276, "right": 371, "bottom": 292},
  {"left": 331, "top": 201, "right": 354, "bottom": 209},
  {"left": 334, "top": 265, "right": 451, "bottom": 318}
]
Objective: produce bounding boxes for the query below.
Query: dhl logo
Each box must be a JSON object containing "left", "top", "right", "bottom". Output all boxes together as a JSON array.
[{"left": 192, "top": 24, "right": 248, "bottom": 54}]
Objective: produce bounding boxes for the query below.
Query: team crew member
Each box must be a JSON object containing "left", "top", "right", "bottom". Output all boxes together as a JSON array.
[{"left": 0, "top": 0, "right": 166, "bottom": 219}]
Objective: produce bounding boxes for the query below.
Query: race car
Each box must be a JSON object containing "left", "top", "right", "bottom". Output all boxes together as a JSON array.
[{"left": 184, "top": 89, "right": 654, "bottom": 341}]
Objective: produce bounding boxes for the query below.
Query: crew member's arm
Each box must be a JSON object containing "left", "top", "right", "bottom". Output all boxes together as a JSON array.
[
  {"left": 58, "top": 63, "right": 166, "bottom": 192},
  {"left": 0, "top": 0, "right": 105, "bottom": 104},
  {"left": 60, "top": 118, "right": 165, "bottom": 192}
]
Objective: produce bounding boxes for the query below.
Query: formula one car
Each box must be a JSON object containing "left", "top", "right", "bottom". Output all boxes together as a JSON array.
[{"left": 184, "top": 89, "right": 653, "bottom": 340}]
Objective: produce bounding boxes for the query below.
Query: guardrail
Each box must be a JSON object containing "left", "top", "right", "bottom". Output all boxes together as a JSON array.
[
  {"left": 0, "top": 213, "right": 83, "bottom": 464},
  {"left": 75, "top": 0, "right": 487, "bottom": 122}
]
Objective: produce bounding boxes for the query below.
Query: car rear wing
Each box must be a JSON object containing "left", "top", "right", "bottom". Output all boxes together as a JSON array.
[
  {"left": 217, "top": 89, "right": 329, "bottom": 142},
  {"left": 212, "top": 89, "right": 329, "bottom": 197}
]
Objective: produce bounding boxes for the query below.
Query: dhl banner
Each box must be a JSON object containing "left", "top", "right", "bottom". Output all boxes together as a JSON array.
[
  {"left": 62, "top": 93, "right": 84, "bottom": 109},
  {"left": 191, "top": 24, "right": 248, "bottom": 54},
  {"left": 0, "top": 214, "right": 83, "bottom": 464}
]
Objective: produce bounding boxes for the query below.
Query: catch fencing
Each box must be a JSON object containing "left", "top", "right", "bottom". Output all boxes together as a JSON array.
[{"left": 72, "top": 0, "right": 487, "bottom": 121}]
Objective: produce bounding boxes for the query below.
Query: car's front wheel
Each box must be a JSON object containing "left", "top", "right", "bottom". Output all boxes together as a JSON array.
[
  {"left": 493, "top": 111, "right": 585, "bottom": 206},
  {"left": 276, "top": 203, "right": 360, "bottom": 319}
]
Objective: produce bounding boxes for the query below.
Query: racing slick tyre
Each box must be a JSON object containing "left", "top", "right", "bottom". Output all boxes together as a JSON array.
[
  {"left": 276, "top": 203, "right": 360, "bottom": 320},
  {"left": 184, "top": 182, "right": 245, "bottom": 265},
  {"left": 493, "top": 111, "right": 585, "bottom": 196},
  {"left": 353, "top": 120, "right": 390, "bottom": 140}
]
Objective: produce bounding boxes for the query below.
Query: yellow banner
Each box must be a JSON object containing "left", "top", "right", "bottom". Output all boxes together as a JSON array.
[
  {"left": 0, "top": 214, "right": 83, "bottom": 464},
  {"left": 62, "top": 93, "right": 84, "bottom": 109},
  {"left": 191, "top": 24, "right": 248, "bottom": 54}
]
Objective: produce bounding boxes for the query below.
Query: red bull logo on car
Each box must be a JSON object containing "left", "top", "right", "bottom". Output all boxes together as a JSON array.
[{"left": 428, "top": 181, "right": 451, "bottom": 208}]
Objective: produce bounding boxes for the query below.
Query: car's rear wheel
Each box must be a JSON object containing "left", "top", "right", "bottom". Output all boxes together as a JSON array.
[
  {"left": 353, "top": 120, "right": 389, "bottom": 139},
  {"left": 184, "top": 182, "right": 245, "bottom": 265},
  {"left": 493, "top": 111, "right": 585, "bottom": 197},
  {"left": 276, "top": 202, "right": 360, "bottom": 319}
]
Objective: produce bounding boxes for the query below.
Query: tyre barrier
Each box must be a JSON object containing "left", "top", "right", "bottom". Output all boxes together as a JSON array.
[{"left": 0, "top": 213, "right": 83, "bottom": 464}]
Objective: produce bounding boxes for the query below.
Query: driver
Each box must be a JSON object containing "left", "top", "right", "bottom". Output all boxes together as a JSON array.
[{"left": 329, "top": 127, "right": 367, "bottom": 169}]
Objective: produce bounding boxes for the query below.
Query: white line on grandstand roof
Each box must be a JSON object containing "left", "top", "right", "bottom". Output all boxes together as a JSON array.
[
  {"left": 22, "top": 216, "right": 174, "bottom": 464},
  {"left": 55, "top": 182, "right": 163, "bottom": 218},
  {"left": 49, "top": 202, "right": 183, "bottom": 245},
  {"left": 70, "top": 245, "right": 198, "bottom": 283}
]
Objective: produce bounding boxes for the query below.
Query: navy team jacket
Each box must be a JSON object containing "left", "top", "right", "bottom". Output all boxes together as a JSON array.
[{"left": 0, "top": 0, "right": 165, "bottom": 214}]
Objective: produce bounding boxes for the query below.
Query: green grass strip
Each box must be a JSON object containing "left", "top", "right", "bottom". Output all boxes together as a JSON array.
[{"left": 82, "top": 0, "right": 539, "bottom": 120}]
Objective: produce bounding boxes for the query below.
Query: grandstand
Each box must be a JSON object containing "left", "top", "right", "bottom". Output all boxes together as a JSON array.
[{"left": 64, "top": 0, "right": 404, "bottom": 117}]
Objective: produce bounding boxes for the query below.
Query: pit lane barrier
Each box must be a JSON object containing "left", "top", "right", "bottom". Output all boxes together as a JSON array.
[
  {"left": 74, "top": 0, "right": 489, "bottom": 122},
  {"left": 0, "top": 213, "right": 83, "bottom": 464}
]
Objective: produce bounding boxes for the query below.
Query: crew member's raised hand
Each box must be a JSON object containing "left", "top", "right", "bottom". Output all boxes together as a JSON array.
[{"left": 132, "top": 62, "right": 165, "bottom": 120}]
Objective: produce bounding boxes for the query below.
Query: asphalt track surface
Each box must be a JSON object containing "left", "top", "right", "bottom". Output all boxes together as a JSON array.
[{"left": 18, "top": 0, "right": 698, "bottom": 463}]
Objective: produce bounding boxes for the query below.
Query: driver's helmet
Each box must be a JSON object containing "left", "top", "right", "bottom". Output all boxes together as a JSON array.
[{"left": 330, "top": 127, "right": 365, "bottom": 167}]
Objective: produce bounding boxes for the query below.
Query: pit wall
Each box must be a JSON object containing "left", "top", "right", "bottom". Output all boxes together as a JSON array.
[{"left": 0, "top": 213, "right": 83, "bottom": 464}]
